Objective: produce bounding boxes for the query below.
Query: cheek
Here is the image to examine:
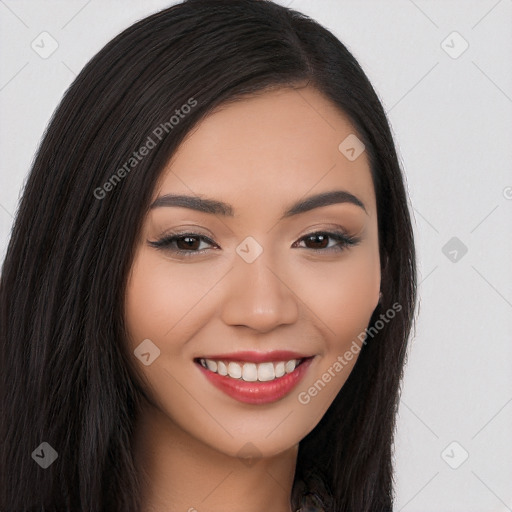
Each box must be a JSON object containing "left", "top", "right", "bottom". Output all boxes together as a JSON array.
[
  {"left": 333, "top": 254, "right": 380, "bottom": 337},
  {"left": 292, "top": 250, "right": 379, "bottom": 417},
  {"left": 296, "top": 247, "right": 380, "bottom": 343},
  {"left": 123, "top": 253, "right": 213, "bottom": 413},
  {"left": 125, "top": 257, "right": 172, "bottom": 347},
  {"left": 124, "top": 252, "right": 219, "bottom": 348}
]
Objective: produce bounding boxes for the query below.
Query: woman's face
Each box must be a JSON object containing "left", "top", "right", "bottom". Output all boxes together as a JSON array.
[{"left": 125, "top": 85, "right": 380, "bottom": 459}]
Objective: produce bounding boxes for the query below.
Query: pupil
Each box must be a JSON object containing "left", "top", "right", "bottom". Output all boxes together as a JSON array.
[
  {"left": 178, "top": 236, "right": 199, "bottom": 250},
  {"left": 308, "top": 234, "right": 328, "bottom": 249}
]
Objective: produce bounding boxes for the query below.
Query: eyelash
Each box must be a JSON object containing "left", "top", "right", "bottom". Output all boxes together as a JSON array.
[{"left": 148, "top": 230, "right": 361, "bottom": 258}]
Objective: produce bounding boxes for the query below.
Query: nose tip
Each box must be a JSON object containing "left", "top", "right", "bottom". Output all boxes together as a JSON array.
[{"left": 219, "top": 253, "right": 299, "bottom": 332}]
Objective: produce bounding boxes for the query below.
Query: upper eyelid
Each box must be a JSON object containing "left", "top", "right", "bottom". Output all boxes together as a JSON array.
[
  {"left": 156, "top": 222, "right": 355, "bottom": 240},
  {"left": 149, "top": 229, "right": 358, "bottom": 250}
]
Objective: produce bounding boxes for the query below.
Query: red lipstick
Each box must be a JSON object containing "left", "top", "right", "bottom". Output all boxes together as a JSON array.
[{"left": 195, "top": 353, "right": 314, "bottom": 405}]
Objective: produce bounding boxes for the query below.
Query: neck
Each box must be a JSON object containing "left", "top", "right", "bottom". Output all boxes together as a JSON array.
[{"left": 133, "top": 400, "right": 299, "bottom": 512}]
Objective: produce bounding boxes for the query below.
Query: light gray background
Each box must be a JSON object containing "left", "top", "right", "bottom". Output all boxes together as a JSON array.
[{"left": 1, "top": 1, "right": 511, "bottom": 510}]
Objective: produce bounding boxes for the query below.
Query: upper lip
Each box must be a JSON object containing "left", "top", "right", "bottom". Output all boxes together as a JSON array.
[{"left": 195, "top": 350, "right": 312, "bottom": 364}]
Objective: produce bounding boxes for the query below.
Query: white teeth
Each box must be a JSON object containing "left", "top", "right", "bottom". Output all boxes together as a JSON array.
[
  {"left": 242, "top": 363, "right": 258, "bottom": 382},
  {"left": 227, "top": 362, "right": 242, "bottom": 379},
  {"left": 198, "top": 358, "right": 303, "bottom": 382},
  {"left": 217, "top": 361, "right": 228, "bottom": 376},
  {"left": 285, "top": 360, "right": 296, "bottom": 373},
  {"left": 206, "top": 359, "right": 217, "bottom": 372},
  {"left": 257, "top": 362, "right": 275, "bottom": 381},
  {"left": 275, "top": 361, "right": 285, "bottom": 378}
]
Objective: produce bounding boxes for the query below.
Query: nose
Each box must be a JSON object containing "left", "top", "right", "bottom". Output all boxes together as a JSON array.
[{"left": 219, "top": 251, "right": 299, "bottom": 333}]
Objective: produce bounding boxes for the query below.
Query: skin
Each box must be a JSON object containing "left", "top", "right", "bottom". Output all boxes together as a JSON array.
[{"left": 125, "top": 84, "right": 381, "bottom": 512}]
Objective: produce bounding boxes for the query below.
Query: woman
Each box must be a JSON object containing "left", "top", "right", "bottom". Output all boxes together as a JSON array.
[{"left": 0, "top": 0, "right": 417, "bottom": 510}]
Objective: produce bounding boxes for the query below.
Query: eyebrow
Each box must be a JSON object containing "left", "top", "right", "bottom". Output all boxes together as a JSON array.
[{"left": 149, "top": 189, "right": 367, "bottom": 218}]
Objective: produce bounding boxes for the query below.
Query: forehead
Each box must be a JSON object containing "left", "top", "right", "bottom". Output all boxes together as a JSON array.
[{"left": 153, "top": 85, "right": 376, "bottom": 219}]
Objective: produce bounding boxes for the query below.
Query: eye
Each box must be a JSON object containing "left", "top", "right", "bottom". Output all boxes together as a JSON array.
[
  {"left": 293, "top": 230, "right": 361, "bottom": 253},
  {"left": 148, "top": 229, "right": 361, "bottom": 258},
  {"left": 147, "top": 232, "right": 218, "bottom": 258}
]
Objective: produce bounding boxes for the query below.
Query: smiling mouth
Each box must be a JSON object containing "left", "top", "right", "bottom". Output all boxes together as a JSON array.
[{"left": 194, "top": 357, "right": 310, "bottom": 382}]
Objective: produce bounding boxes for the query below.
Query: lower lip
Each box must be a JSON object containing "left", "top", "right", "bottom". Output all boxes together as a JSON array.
[{"left": 196, "top": 358, "right": 314, "bottom": 405}]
